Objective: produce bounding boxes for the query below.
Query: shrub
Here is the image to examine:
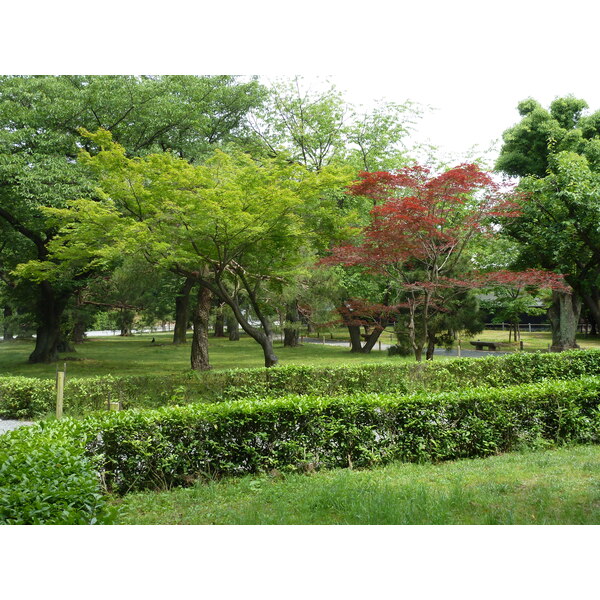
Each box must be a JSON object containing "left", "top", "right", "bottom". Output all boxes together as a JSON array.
[
  {"left": 5, "top": 349, "right": 600, "bottom": 419},
  {"left": 0, "top": 377, "right": 53, "bottom": 419},
  {"left": 0, "top": 422, "right": 115, "bottom": 525},
  {"left": 76, "top": 375, "right": 600, "bottom": 494}
]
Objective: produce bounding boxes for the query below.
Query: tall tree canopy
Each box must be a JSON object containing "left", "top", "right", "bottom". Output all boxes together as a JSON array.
[
  {"left": 0, "top": 75, "right": 266, "bottom": 362},
  {"left": 495, "top": 96, "right": 600, "bottom": 349}
]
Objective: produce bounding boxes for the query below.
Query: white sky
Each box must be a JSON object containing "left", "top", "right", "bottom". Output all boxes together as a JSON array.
[{"left": 5, "top": 0, "right": 600, "bottom": 168}]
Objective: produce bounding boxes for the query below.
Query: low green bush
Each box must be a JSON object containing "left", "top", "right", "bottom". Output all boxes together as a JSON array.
[
  {"left": 0, "top": 377, "right": 54, "bottom": 419},
  {"left": 0, "top": 422, "right": 115, "bottom": 525},
  {"left": 3, "top": 375, "right": 600, "bottom": 507},
  {"left": 70, "top": 375, "right": 600, "bottom": 494},
  {"left": 4, "top": 349, "right": 600, "bottom": 419}
]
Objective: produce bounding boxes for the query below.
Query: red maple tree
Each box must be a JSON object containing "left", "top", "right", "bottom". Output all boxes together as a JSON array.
[{"left": 323, "top": 164, "right": 567, "bottom": 360}]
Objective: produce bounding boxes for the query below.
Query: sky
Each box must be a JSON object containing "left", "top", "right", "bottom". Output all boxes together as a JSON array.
[{"left": 5, "top": 0, "right": 600, "bottom": 168}]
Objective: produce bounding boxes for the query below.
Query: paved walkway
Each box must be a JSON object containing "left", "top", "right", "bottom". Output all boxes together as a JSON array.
[
  {"left": 301, "top": 336, "right": 511, "bottom": 358},
  {"left": 0, "top": 420, "right": 35, "bottom": 435}
]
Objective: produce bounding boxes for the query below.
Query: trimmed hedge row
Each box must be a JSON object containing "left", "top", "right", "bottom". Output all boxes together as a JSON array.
[
  {"left": 4, "top": 375, "right": 599, "bottom": 500},
  {"left": 5, "top": 349, "right": 600, "bottom": 419},
  {"left": 0, "top": 422, "right": 115, "bottom": 524}
]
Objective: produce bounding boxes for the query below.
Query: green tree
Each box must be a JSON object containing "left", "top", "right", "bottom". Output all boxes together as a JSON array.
[
  {"left": 0, "top": 75, "right": 265, "bottom": 362},
  {"left": 32, "top": 130, "right": 351, "bottom": 368},
  {"left": 495, "top": 96, "right": 600, "bottom": 350}
]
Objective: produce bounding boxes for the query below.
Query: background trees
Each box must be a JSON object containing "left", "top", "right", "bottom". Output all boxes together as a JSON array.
[
  {"left": 2, "top": 78, "right": 593, "bottom": 367},
  {"left": 496, "top": 96, "right": 600, "bottom": 349}
]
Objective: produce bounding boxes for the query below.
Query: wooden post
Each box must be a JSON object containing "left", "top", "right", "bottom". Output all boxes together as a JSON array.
[
  {"left": 56, "top": 362, "right": 66, "bottom": 420},
  {"left": 457, "top": 332, "right": 461, "bottom": 358},
  {"left": 378, "top": 340, "right": 381, "bottom": 351}
]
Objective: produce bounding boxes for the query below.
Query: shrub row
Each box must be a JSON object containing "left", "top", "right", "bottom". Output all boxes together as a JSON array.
[
  {"left": 4, "top": 375, "right": 599, "bottom": 502},
  {"left": 83, "top": 376, "right": 600, "bottom": 494},
  {"left": 0, "top": 422, "right": 115, "bottom": 525},
  {"left": 5, "top": 349, "right": 600, "bottom": 419}
]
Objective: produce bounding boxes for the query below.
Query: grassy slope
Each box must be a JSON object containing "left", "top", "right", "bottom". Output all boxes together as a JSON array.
[{"left": 115, "top": 445, "right": 600, "bottom": 525}]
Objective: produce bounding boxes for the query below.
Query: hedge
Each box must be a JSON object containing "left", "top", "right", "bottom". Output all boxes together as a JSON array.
[
  {"left": 0, "top": 422, "right": 115, "bottom": 525},
  {"left": 4, "top": 375, "right": 599, "bottom": 500},
  {"left": 5, "top": 349, "right": 600, "bottom": 419}
]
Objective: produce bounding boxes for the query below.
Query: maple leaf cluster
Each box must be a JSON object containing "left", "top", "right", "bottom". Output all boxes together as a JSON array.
[{"left": 323, "top": 164, "right": 521, "bottom": 278}]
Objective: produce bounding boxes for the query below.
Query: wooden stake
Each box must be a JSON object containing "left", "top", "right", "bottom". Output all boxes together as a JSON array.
[{"left": 56, "top": 367, "right": 65, "bottom": 420}]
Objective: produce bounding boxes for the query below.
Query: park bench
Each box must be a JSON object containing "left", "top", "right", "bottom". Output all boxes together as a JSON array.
[{"left": 469, "top": 340, "right": 505, "bottom": 351}]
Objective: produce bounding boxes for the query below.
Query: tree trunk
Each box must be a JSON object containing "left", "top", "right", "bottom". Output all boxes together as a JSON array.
[
  {"left": 348, "top": 325, "right": 363, "bottom": 352},
  {"left": 173, "top": 277, "right": 195, "bottom": 345},
  {"left": 191, "top": 284, "right": 212, "bottom": 371},
  {"left": 188, "top": 272, "right": 279, "bottom": 367},
  {"left": 71, "top": 314, "right": 87, "bottom": 344},
  {"left": 283, "top": 301, "right": 300, "bottom": 347},
  {"left": 213, "top": 305, "right": 225, "bottom": 337},
  {"left": 425, "top": 335, "right": 436, "bottom": 360},
  {"left": 3, "top": 305, "right": 13, "bottom": 341},
  {"left": 57, "top": 336, "right": 76, "bottom": 353},
  {"left": 227, "top": 314, "right": 240, "bottom": 341},
  {"left": 548, "top": 291, "right": 581, "bottom": 351},
  {"left": 28, "top": 282, "right": 68, "bottom": 363},
  {"left": 118, "top": 309, "right": 134, "bottom": 336},
  {"left": 361, "top": 326, "right": 386, "bottom": 353},
  {"left": 580, "top": 291, "right": 600, "bottom": 335}
]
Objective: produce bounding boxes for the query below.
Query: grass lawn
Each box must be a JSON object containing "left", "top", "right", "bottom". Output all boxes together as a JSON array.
[
  {"left": 0, "top": 330, "right": 600, "bottom": 378},
  {"left": 0, "top": 332, "right": 408, "bottom": 379},
  {"left": 114, "top": 444, "right": 600, "bottom": 525},
  {"left": 2, "top": 328, "right": 600, "bottom": 379}
]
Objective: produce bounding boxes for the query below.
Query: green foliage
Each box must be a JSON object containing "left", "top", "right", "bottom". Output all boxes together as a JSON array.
[
  {"left": 6, "top": 349, "right": 600, "bottom": 418},
  {"left": 246, "top": 76, "right": 420, "bottom": 172},
  {"left": 61, "top": 375, "right": 600, "bottom": 493},
  {"left": 0, "top": 422, "right": 115, "bottom": 524},
  {"left": 0, "top": 377, "right": 54, "bottom": 419}
]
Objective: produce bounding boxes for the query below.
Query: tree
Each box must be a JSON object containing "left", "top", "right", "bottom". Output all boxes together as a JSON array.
[
  {"left": 0, "top": 75, "right": 265, "bottom": 362},
  {"left": 37, "top": 130, "right": 349, "bottom": 368},
  {"left": 496, "top": 96, "right": 600, "bottom": 349},
  {"left": 323, "top": 164, "right": 560, "bottom": 361},
  {"left": 245, "top": 77, "right": 421, "bottom": 346},
  {"left": 246, "top": 77, "right": 421, "bottom": 171}
]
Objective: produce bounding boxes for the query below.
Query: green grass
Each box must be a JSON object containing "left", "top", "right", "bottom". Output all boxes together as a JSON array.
[
  {"left": 114, "top": 445, "right": 600, "bottom": 525},
  {"left": 2, "top": 328, "right": 600, "bottom": 379},
  {"left": 0, "top": 332, "right": 410, "bottom": 379}
]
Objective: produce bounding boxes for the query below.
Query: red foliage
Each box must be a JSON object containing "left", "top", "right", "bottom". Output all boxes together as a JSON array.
[
  {"left": 474, "top": 269, "right": 571, "bottom": 293},
  {"left": 324, "top": 164, "right": 521, "bottom": 278},
  {"left": 336, "top": 299, "right": 398, "bottom": 329},
  {"left": 323, "top": 164, "right": 565, "bottom": 356}
]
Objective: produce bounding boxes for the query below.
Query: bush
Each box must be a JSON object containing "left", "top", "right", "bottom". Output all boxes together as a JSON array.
[
  {"left": 5, "top": 349, "right": 600, "bottom": 419},
  {"left": 0, "top": 422, "right": 115, "bottom": 525},
  {"left": 73, "top": 375, "right": 600, "bottom": 494},
  {"left": 0, "top": 377, "right": 54, "bottom": 419}
]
